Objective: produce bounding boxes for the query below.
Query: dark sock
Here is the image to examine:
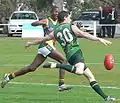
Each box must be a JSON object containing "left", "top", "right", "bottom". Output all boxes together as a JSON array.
[
  {"left": 59, "top": 81, "right": 64, "bottom": 86},
  {"left": 56, "top": 64, "right": 75, "bottom": 73},
  {"left": 90, "top": 81, "right": 108, "bottom": 99},
  {"left": 8, "top": 73, "right": 15, "bottom": 80}
]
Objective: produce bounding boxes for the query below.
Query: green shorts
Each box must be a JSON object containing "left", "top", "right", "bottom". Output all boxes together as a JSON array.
[{"left": 68, "top": 50, "right": 85, "bottom": 65}]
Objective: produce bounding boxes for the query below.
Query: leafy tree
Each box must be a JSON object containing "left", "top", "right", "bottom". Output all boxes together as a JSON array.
[
  {"left": 0, "top": 0, "right": 120, "bottom": 20},
  {"left": 36, "top": 0, "right": 54, "bottom": 10},
  {"left": 65, "top": 0, "right": 74, "bottom": 11}
]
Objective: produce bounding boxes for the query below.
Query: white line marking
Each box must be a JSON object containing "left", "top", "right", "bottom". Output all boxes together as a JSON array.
[
  {"left": 0, "top": 62, "right": 120, "bottom": 67},
  {"left": 4, "top": 81, "right": 120, "bottom": 90}
]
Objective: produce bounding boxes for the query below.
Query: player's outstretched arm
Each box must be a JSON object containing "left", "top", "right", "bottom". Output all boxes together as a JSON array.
[
  {"left": 25, "top": 31, "right": 54, "bottom": 48},
  {"left": 31, "top": 18, "right": 48, "bottom": 26},
  {"left": 72, "top": 25, "right": 112, "bottom": 46}
]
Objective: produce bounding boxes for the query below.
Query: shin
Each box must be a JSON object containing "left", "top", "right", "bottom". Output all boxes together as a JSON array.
[{"left": 83, "top": 68, "right": 96, "bottom": 82}]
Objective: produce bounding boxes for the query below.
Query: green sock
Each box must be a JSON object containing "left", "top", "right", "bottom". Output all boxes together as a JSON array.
[
  {"left": 90, "top": 81, "right": 108, "bottom": 99},
  {"left": 56, "top": 64, "right": 75, "bottom": 73}
]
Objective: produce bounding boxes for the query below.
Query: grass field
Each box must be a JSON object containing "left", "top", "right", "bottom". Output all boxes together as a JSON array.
[{"left": 0, "top": 37, "right": 120, "bottom": 103}]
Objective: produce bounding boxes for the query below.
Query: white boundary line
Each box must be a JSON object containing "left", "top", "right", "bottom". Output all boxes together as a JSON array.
[
  {"left": 4, "top": 81, "right": 120, "bottom": 90},
  {"left": 0, "top": 62, "right": 120, "bottom": 67}
]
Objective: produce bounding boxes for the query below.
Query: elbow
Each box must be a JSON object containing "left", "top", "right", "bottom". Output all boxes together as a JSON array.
[{"left": 31, "top": 21, "right": 39, "bottom": 26}]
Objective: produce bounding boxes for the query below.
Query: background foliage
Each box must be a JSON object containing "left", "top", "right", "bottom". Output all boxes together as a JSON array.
[{"left": 0, "top": 0, "right": 120, "bottom": 19}]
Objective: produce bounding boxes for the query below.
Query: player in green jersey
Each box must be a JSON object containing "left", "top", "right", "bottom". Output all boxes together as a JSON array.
[
  {"left": 1, "top": 6, "right": 72, "bottom": 91},
  {"left": 24, "top": 11, "right": 117, "bottom": 101}
]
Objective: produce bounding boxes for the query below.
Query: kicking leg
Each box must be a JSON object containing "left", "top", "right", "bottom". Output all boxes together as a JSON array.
[
  {"left": 83, "top": 68, "right": 116, "bottom": 101},
  {"left": 43, "top": 62, "right": 85, "bottom": 75},
  {"left": 1, "top": 54, "right": 46, "bottom": 88},
  {"left": 43, "top": 62, "right": 116, "bottom": 101}
]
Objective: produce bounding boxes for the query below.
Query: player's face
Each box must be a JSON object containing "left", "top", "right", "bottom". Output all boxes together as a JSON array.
[
  {"left": 52, "top": 8, "right": 59, "bottom": 20},
  {"left": 66, "top": 15, "right": 72, "bottom": 23}
]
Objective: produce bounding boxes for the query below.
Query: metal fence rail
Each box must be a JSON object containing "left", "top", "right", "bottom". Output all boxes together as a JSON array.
[{"left": 0, "top": 23, "right": 120, "bottom": 37}]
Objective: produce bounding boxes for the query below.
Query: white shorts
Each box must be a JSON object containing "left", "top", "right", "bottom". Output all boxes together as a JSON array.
[{"left": 38, "top": 45, "right": 56, "bottom": 57}]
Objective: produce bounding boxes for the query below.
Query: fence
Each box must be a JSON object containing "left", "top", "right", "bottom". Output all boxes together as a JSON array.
[
  {"left": 73, "top": 21, "right": 120, "bottom": 37},
  {"left": 0, "top": 23, "right": 120, "bottom": 37}
]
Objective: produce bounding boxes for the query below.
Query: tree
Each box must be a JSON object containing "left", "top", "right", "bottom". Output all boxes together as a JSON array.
[
  {"left": 36, "top": 0, "right": 54, "bottom": 10},
  {"left": 0, "top": 0, "right": 120, "bottom": 20}
]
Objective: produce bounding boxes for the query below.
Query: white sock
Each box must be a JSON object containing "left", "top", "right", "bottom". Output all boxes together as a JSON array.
[{"left": 50, "top": 62, "right": 57, "bottom": 68}]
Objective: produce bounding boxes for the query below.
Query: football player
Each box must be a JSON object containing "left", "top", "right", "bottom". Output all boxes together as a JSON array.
[
  {"left": 25, "top": 11, "right": 117, "bottom": 101},
  {"left": 1, "top": 6, "right": 72, "bottom": 91}
]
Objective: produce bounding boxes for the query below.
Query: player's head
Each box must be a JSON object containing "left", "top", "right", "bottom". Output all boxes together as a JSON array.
[
  {"left": 58, "top": 11, "right": 71, "bottom": 23},
  {"left": 51, "top": 5, "right": 59, "bottom": 20}
]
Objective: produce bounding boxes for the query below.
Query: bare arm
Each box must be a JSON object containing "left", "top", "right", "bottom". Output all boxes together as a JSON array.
[
  {"left": 71, "top": 25, "right": 112, "bottom": 45},
  {"left": 31, "top": 18, "right": 48, "bottom": 26},
  {"left": 25, "top": 31, "right": 54, "bottom": 48}
]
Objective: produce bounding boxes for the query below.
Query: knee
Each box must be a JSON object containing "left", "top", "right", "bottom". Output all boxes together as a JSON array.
[
  {"left": 75, "top": 68, "right": 84, "bottom": 75},
  {"left": 74, "top": 63, "right": 85, "bottom": 75}
]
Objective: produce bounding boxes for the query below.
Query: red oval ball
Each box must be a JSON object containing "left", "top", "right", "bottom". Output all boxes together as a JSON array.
[{"left": 104, "top": 54, "right": 114, "bottom": 70}]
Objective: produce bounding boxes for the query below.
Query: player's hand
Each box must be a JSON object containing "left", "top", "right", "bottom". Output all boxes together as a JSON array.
[
  {"left": 99, "top": 38, "right": 112, "bottom": 46},
  {"left": 25, "top": 42, "right": 31, "bottom": 48}
]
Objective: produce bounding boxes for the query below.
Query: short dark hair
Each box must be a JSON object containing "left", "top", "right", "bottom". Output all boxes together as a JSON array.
[
  {"left": 51, "top": 5, "right": 59, "bottom": 12},
  {"left": 58, "top": 11, "right": 70, "bottom": 23}
]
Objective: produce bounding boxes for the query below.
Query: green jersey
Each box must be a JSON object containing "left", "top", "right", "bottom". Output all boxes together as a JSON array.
[
  {"left": 47, "top": 17, "right": 59, "bottom": 29},
  {"left": 38, "top": 17, "right": 59, "bottom": 49},
  {"left": 54, "top": 23, "right": 80, "bottom": 60}
]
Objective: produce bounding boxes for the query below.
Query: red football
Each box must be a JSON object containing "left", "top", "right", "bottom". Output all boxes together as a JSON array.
[{"left": 104, "top": 54, "right": 114, "bottom": 70}]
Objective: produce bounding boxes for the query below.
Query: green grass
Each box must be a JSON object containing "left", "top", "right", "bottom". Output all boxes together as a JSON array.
[{"left": 0, "top": 37, "right": 120, "bottom": 103}]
